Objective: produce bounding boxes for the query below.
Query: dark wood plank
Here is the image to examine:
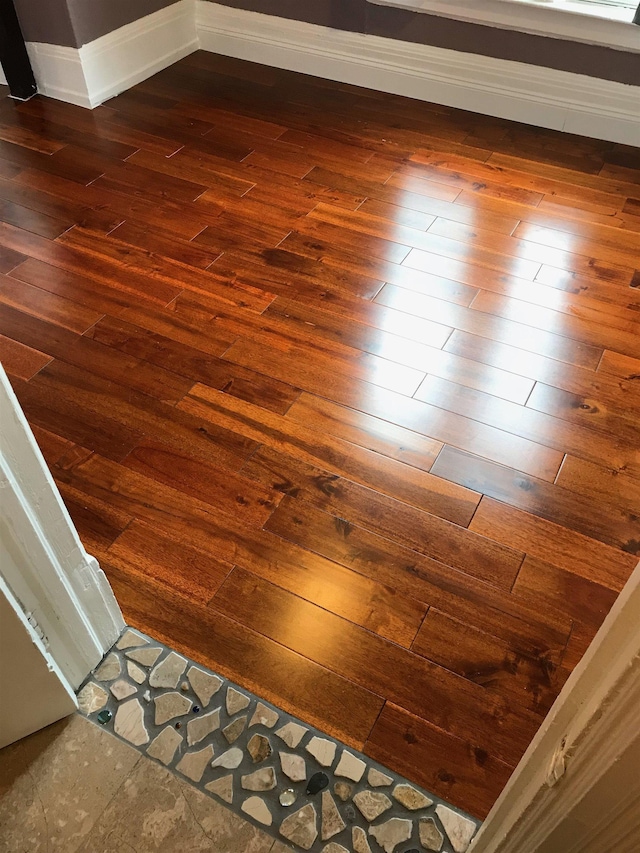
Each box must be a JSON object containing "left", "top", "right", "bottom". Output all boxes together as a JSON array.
[
  {"left": 104, "top": 560, "right": 384, "bottom": 749},
  {"left": 412, "top": 608, "right": 563, "bottom": 716},
  {"left": 365, "top": 703, "right": 515, "bottom": 820},
  {"left": 430, "top": 444, "right": 639, "bottom": 552},
  {"left": 0, "top": 333, "right": 51, "bottom": 380},
  {"left": 470, "top": 498, "right": 637, "bottom": 591},
  {"left": 180, "top": 385, "right": 483, "bottom": 532},
  {"left": 106, "top": 519, "right": 233, "bottom": 605},
  {"left": 211, "top": 569, "right": 541, "bottom": 767}
]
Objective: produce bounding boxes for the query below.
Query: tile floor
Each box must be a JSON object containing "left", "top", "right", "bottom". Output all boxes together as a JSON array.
[{"left": 0, "top": 626, "right": 481, "bottom": 853}]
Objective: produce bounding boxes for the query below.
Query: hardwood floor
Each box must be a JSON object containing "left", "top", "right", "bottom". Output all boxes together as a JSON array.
[{"left": 1, "top": 52, "right": 639, "bottom": 819}]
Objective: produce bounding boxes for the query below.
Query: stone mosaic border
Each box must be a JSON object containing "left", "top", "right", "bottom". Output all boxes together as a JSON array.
[{"left": 78, "top": 628, "right": 480, "bottom": 853}]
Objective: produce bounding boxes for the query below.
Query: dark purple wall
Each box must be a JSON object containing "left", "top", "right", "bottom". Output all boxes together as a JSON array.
[
  {"left": 208, "top": 0, "right": 640, "bottom": 86},
  {"left": 13, "top": 0, "right": 180, "bottom": 48}
]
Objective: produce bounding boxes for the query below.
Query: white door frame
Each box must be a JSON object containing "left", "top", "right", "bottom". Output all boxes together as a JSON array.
[
  {"left": 0, "top": 365, "right": 123, "bottom": 689},
  {"left": 1, "top": 363, "right": 638, "bottom": 850}
]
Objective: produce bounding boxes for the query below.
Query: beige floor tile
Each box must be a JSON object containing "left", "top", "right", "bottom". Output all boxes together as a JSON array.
[
  {"left": 0, "top": 714, "right": 139, "bottom": 853},
  {"left": 75, "top": 754, "right": 277, "bottom": 853}
]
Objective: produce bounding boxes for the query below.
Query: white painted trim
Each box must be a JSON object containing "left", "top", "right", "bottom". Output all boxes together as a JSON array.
[
  {"left": 471, "top": 559, "right": 640, "bottom": 853},
  {"left": 0, "top": 365, "right": 124, "bottom": 688},
  {"left": 0, "top": 573, "right": 77, "bottom": 749},
  {"left": 367, "top": 0, "right": 640, "bottom": 51},
  {"left": 196, "top": 3, "right": 640, "bottom": 147},
  {"left": 27, "top": 0, "right": 198, "bottom": 108}
]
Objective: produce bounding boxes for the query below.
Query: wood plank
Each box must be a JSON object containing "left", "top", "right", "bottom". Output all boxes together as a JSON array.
[
  {"left": 375, "top": 284, "right": 604, "bottom": 370},
  {"left": 430, "top": 444, "right": 638, "bottom": 552},
  {"left": 123, "top": 439, "right": 282, "bottom": 527},
  {"left": 0, "top": 274, "right": 104, "bottom": 333},
  {"left": 88, "top": 314, "right": 300, "bottom": 415},
  {"left": 512, "top": 556, "right": 618, "bottom": 630},
  {"left": 469, "top": 498, "right": 637, "bottom": 591},
  {"left": 471, "top": 290, "right": 640, "bottom": 359},
  {"left": 27, "top": 359, "right": 258, "bottom": 472},
  {"left": 241, "top": 442, "right": 479, "bottom": 534},
  {"left": 412, "top": 608, "right": 563, "bottom": 716},
  {"left": 0, "top": 305, "right": 193, "bottom": 405},
  {"left": 180, "top": 386, "right": 480, "bottom": 530},
  {"left": 211, "top": 568, "right": 540, "bottom": 766},
  {"left": 526, "top": 382, "right": 640, "bottom": 446},
  {"left": 285, "top": 392, "right": 443, "bottom": 473},
  {"left": 106, "top": 519, "right": 233, "bottom": 605},
  {"left": 365, "top": 703, "right": 515, "bottom": 820},
  {"left": 0, "top": 333, "right": 51, "bottom": 380},
  {"left": 414, "top": 375, "right": 640, "bottom": 477},
  {"left": 443, "top": 329, "right": 639, "bottom": 405},
  {"left": 104, "top": 561, "right": 384, "bottom": 749},
  {"left": 555, "top": 456, "right": 640, "bottom": 512}
]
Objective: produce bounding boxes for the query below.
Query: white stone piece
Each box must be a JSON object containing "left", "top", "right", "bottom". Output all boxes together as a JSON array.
[
  {"left": 306, "top": 736, "right": 337, "bottom": 767},
  {"left": 249, "top": 701, "right": 279, "bottom": 729},
  {"left": 353, "top": 790, "right": 393, "bottom": 822},
  {"left": 212, "top": 747, "right": 244, "bottom": 769},
  {"left": 242, "top": 796, "right": 273, "bottom": 826},
  {"left": 280, "top": 803, "right": 318, "bottom": 850},
  {"left": 323, "top": 844, "right": 349, "bottom": 853},
  {"left": 369, "top": 818, "right": 413, "bottom": 853},
  {"left": 275, "top": 722, "right": 308, "bottom": 748},
  {"left": 241, "top": 767, "right": 277, "bottom": 791},
  {"left": 368, "top": 768, "right": 393, "bottom": 787},
  {"left": 206, "top": 774, "right": 234, "bottom": 804},
  {"left": 187, "top": 665, "right": 223, "bottom": 707},
  {"left": 353, "top": 826, "right": 373, "bottom": 853},
  {"left": 154, "top": 691, "right": 192, "bottom": 725},
  {"left": 321, "top": 790, "right": 346, "bottom": 840},
  {"left": 335, "top": 750, "right": 366, "bottom": 782},
  {"left": 127, "top": 661, "right": 147, "bottom": 684},
  {"left": 176, "top": 744, "right": 214, "bottom": 783},
  {"left": 77, "top": 682, "right": 108, "bottom": 715},
  {"left": 419, "top": 818, "right": 444, "bottom": 852},
  {"left": 146, "top": 725, "right": 183, "bottom": 766},
  {"left": 149, "top": 651, "right": 188, "bottom": 689},
  {"left": 126, "top": 646, "right": 163, "bottom": 667},
  {"left": 116, "top": 629, "right": 148, "bottom": 649},
  {"left": 110, "top": 679, "right": 137, "bottom": 701},
  {"left": 393, "top": 783, "right": 433, "bottom": 811},
  {"left": 187, "top": 707, "right": 221, "bottom": 746},
  {"left": 94, "top": 652, "right": 121, "bottom": 682},
  {"left": 114, "top": 698, "right": 149, "bottom": 746},
  {"left": 280, "top": 751, "right": 306, "bottom": 782},
  {"left": 226, "top": 686, "right": 250, "bottom": 716},
  {"left": 435, "top": 805, "right": 477, "bottom": 853}
]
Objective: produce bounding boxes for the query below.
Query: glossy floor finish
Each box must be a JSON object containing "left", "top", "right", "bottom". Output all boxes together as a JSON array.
[{"left": 1, "top": 52, "right": 639, "bottom": 820}]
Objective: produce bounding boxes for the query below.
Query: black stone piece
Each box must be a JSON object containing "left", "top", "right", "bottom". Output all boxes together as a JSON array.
[
  {"left": 306, "top": 772, "right": 329, "bottom": 795},
  {"left": 192, "top": 705, "right": 201, "bottom": 714},
  {"left": 96, "top": 709, "right": 112, "bottom": 725}
]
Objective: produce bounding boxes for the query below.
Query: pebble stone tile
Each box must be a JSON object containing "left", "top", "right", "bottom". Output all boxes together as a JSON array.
[{"left": 78, "top": 628, "right": 480, "bottom": 853}]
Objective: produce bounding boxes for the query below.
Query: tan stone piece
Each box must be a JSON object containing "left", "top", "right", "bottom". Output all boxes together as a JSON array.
[
  {"left": 146, "top": 725, "right": 183, "bottom": 766},
  {"left": 392, "top": 783, "right": 433, "bottom": 811},
  {"left": 280, "top": 803, "right": 318, "bottom": 850},
  {"left": 321, "top": 790, "right": 346, "bottom": 840},
  {"left": 353, "top": 790, "right": 392, "bottom": 822}
]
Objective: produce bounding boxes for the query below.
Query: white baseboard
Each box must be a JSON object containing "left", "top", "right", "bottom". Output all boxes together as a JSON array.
[
  {"left": 196, "top": 2, "right": 640, "bottom": 147},
  {"left": 27, "top": 0, "right": 198, "bottom": 109}
]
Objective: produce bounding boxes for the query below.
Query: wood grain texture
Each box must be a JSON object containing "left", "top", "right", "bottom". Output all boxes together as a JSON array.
[{"left": 3, "top": 53, "right": 639, "bottom": 819}]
